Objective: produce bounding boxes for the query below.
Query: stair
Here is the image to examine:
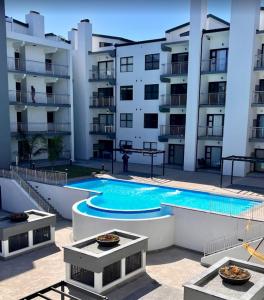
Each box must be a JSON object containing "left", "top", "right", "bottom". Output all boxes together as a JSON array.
[{"left": 11, "top": 170, "right": 64, "bottom": 221}]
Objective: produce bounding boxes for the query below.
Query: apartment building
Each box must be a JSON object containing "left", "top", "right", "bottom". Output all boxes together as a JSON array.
[
  {"left": 5, "top": 11, "right": 74, "bottom": 165},
  {"left": 70, "top": 0, "right": 264, "bottom": 176}
]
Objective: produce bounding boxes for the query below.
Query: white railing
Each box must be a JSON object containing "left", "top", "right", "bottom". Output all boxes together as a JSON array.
[
  {"left": 90, "top": 96, "right": 115, "bottom": 107},
  {"left": 8, "top": 90, "right": 70, "bottom": 106},
  {"left": 162, "top": 62, "right": 188, "bottom": 76},
  {"left": 198, "top": 126, "right": 224, "bottom": 138},
  {"left": 161, "top": 94, "right": 187, "bottom": 107},
  {"left": 10, "top": 166, "right": 68, "bottom": 185},
  {"left": 201, "top": 58, "right": 228, "bottom": 73},
  {"left": 200, "top": 92, "right": 226, "bottom": 106},
  {"left": 10, "top": 122, "right": 71, "bottom": 133},
  {"left": 7, "top": 57, "right": 69, "bottom": 77},
  {"left": 89, "top": 68, "right": 115, "bottom": 80},
  {"left": 251, "top": 127, "right": 264, "bottom": 139},
  {"left": 204, "top": 221, "right": 264, "bottom": 256},
  {"left": 160, "top": 125, "right": 185, "bottom": 138}
]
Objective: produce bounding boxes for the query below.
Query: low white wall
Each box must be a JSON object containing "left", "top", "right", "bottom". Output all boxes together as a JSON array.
[
  {"left": 172, "top": 206, "right": 261, "bottom": 252},
  {"left": 72, "top": 202, "right": 175, "bottom": 251},
  {"left": 0, "top": 178, "right": 42, "bottom": 212},
  {"left": 29, "top": 182, "right": 89, "bottom": 220}
]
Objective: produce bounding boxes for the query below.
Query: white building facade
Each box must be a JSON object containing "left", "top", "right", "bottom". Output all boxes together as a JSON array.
[
  {"left": 70, "top": 0, "right": 264, "bottom": 176},
  {"left": 5, "top": 11, "right": 74, "bottom": 165}
]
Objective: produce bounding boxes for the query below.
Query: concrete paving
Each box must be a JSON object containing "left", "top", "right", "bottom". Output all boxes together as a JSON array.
[{"left": 0, "top": 221, "right": 205, "bottom": 300}]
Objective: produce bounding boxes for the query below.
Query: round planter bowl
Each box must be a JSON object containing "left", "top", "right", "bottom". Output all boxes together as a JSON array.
[
  {"left": 219, "top": 267, "right": 251, "bottom": 285},
  {"left": 96, "top": 234, "right": 120, "bottom": 247},
  {"left": 9, "top": 213, "right": 29, "bottom": 223}
]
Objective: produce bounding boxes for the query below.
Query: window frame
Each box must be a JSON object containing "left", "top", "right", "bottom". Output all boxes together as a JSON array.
[
  {"left": 120, "top": 113, "right": 133, "bottom": 128},
  {"left": 120, "top": 140, "right": 133, "bottom": 148},
  {"left": 120, "top": 85, "right": 133, "bottom": 101},
  {"left": 145, "top": 53, "right": 160, "bottom": 70},
  {"left": 144, "top": 113, "right": 158, "bottom": 129},
  {"left": 120, "top": 56, "right": 133, "bottom": 72},
  {"left": 144, "top": 84, "right": 159, "bottom": 100}
]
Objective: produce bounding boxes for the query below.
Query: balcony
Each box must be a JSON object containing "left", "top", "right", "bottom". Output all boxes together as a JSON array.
[
  {"left": 252, "top": 91, "right": 264, "bottom": 106},
  {"left": 201, "top": 58, "right": 228, "bottom": 74},
  {"left": 250, "top": 127, "right": 264, "bottom": 141},
  {"left": 89, "top": 96, "right": 115, "bottom": 112},
  {"left": 7, "top": 57, "right": 69, "bottom": 78},
  {"left": 159, "top": 125, "right": 185, "bottom": 142},
  {"left": 9, "top": 90, "right": 70, "bottom": 107},
  {"left": 11, "top": 122, "right": 71, "bottom": 136},
  {"left": 89, "top": 68, "right": 115, "bottom": 84},
  {"left": 254, "top": 53, "right": 264, "bottom": 70},
  {"left": 198, "top": 126, "right": 224, "bottom": 140},
  {"left": 160, "top": 62, "right": 188, "bottom": 82},
  {"left": 159, "top": 94, "right": 187, "bottom": 112},
  {"left": 200, "top": 92, "right": 226, "bottom": 106},
  {"left": 89, "top": 123, "right": 115, "bottom": 138}
]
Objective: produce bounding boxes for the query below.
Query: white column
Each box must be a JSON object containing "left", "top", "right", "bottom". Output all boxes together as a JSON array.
[
  {"left": 50, "top": 226, "right": 55, "bottom": 243},
  {"left": 2, "top": 240, "right": 9, "bottom": 257},
  {"left": 94, "top": 272, "right": 102, "bottom": 293},
  {"left": 184, "top": 0, "right": 207, "bottom": 171},
  {"left": 28, "top": 230, "right": 33, "bottom": 248},
  {"left": 222, "top": 0, "right": 261, "bottom": 176}
]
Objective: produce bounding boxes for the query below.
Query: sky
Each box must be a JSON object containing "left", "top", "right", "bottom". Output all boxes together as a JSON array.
[{"left": 5, "top": 0, "right": 232, "bottom": 41}]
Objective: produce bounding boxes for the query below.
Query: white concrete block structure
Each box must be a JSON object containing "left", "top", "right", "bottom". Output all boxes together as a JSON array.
[
  {"left": 5, "top": 11, "right": 74, "bottom": 165},
  {"left": 69, "top": 0, "right": 264, "bottom": 176}
]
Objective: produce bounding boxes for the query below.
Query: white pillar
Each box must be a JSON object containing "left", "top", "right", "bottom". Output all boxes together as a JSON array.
[
  {"left": 2, "top": 240, "right": 8, "bottom": 257},
  {"left": 184, "top": 0, "right": 207, "bottom": 171},
  {"left": 222, "top": 0, "right": 261, "bottom": 176},
  {"left": 94, "top": 272, "right": 102, "bottom": 293}
]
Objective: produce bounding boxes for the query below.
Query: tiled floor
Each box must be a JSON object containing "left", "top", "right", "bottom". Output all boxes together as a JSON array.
[{"left": 0, "top": 221, "right": 205, "bottom": 300}]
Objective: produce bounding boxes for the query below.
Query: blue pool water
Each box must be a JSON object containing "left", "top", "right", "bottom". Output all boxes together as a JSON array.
[{"left": 67, "top": 178, "right": 260, "bottom": 219}]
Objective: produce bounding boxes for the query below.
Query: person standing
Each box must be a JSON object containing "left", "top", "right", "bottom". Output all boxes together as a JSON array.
[{"left": 122, "top": 152, "right": 129, "bottom": 172}]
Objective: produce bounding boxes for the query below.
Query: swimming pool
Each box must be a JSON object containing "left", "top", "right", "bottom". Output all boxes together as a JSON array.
[{"left": 67, "top": 178, "right": 260, "bottom": 219}]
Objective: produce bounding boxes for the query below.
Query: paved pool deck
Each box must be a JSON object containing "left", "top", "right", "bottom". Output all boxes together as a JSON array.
[{"left": 0, "top": 221, "right": 205, "bottom": 300}]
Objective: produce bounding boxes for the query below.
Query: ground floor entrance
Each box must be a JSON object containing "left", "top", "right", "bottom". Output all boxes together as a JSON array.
[
  {"left": 255, "top": 149, "right": 264, "bottom": 172},
  {"left": 93, "top": 140, "right": 113, "bottom": 159},
  {"left": 168, "top": 144, "right": 184, "bottom": 166},
  {"left": 205, "top": 146, "right": 222, "bottom": 169}
]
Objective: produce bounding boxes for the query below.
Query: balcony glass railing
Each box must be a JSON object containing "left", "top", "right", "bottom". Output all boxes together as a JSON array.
[
  {"left": 90, "top": 123, "right": 115, "bottom": 134},
  {"left": 9, "top": 90, "right": 70, "bottom": 106},
  {"left": 251, "top": 127, "right": 264, "bottom": 139},
  {"left": 198, "top": 126, "right": 224, "bottom": 137},
  {"left": 253, "top": 91, "right": 264, "bottom": 104},
  {"left": 200, "top": 92, "right": 226, "bottom": 106},
  {"left": 160, "top": 125, "right": 185, "bottom": 138},
  {"left": 7, "top": 57, "right": 69, "bottom": 77},
  {"left": 89, "top": 68, "right": 115, "bottom": 80},
  {"left": 161, "top": 94, "right": 187, "bottom": 107},
  {"left": 90, "top": 96, "right": 115, "bottom": 107},
  {"left": 201, "top": 58, "right": 228, "bottom": 73},
  {"left": 161, "top": 62, "right": 188, "bottom": 76},
  {"left": 11, "top": 122, "right": 71, "bottom": 133}
]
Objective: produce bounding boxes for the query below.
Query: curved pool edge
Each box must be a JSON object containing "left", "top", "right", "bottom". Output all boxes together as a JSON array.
[{"left": 72, "top": 199, "right": 175, "bottom": 251}]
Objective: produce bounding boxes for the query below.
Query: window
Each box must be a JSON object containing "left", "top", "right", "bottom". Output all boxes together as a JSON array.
[
  {"left": 144, "top": 114, "right": 158, "bottom": 128},
  {"left": 9, "top": 232, "right": 29, "bottom": 253},
  {"left": 120, "top": 56, "right": 133, "bottom": 72},
  {"left": 33, "top": 226, "right": 51, "bottom": 245},
  {"left": 120, "top": 85, "right": 133, "bottom": 100},
  {"left": 71, "top": 265, "right": 94, "bottom": 287},
  {"left": 45, "top": 58, "right": 52, "bottom": 71},
  {"left": 126, "top": 252, "right": 142, "bottom": 275},
  {"left": 144, "top": 84, "right": 159, "bottom": 100},
  {"left": 99, "top": 42, "right": 113, "bottom": 48},
  {"left": 120, "top": 140, "right": 132, "bottom": 149},
  {"left": 145, "top": 54, "right": 160, "bottom": 70},
  {"left": 143, "top": 142, "right": 157, "bottom": 150},
  {"left": 120, "top": 113, "right": 133, "bottom": 128},
  {"left": 103, "top": 261, "right": 121, "bottom": 286},
  {"left": 47, "top": 112, "right": 54, "bottom": 123}
]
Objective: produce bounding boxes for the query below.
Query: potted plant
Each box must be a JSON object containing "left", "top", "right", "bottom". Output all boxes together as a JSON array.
[
  {"left": 9, "top": 212, "right": 29, "bottom": 222},
  {"left": 219, "top": 265, "right": 251, "bottom": 285},
  {"left": 96, "top": 233, "right": 120, "bottom": 247}
]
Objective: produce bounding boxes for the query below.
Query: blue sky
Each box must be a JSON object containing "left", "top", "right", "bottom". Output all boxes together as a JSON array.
[{"left": 5, "top": 0, "right": 232, "bottom": 41}]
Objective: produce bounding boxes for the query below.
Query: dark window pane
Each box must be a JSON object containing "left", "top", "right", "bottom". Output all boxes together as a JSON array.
[
  {"left": 103, "top": 261, "right": 121, "bottom": 286},
  {"left": 71, "top": 265, "right": 94, "bottom": 287},
  {"left": 126, "top": 252, "right": 142, "bottom": 275},
  {"left": 33, "top": 226, "right": 51, "bottom": 245},
  {"left": 9, "top": 232, "right": 29, "bottom": 253},
  {"left": 144, "top": 114, "right": 158, "bottom": 128},
  {"left": 120, "top": 86, "right": 133, "bottom": 100},
  {"left": 145, "top": 54, "right": 160, "bottom": 70}
]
